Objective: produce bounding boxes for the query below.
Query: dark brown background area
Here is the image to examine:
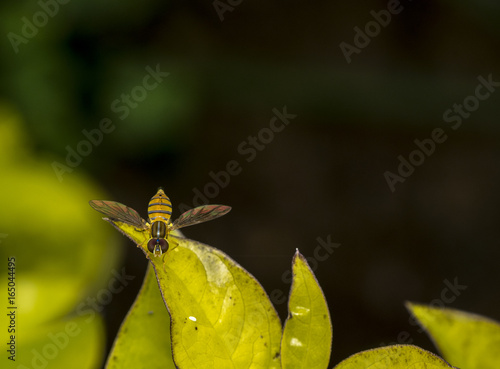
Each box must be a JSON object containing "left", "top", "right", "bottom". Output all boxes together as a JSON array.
[{"left": 2, "top": 0, "right": 499, "bottom": 367}]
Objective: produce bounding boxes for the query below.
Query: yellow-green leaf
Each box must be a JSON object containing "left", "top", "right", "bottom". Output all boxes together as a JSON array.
[
  {"left": 106, "top": 219, "right": 282, "bottom": 369},
  {"left": 334, "top": 345, "right": 457, "bottom": 369},
  {"left": 281, "top": 250, "right": 332, "bottom": 369},
  {"left": 7, "top": 314, "right": 105, "bottom": 369},
  {"left": 105, "top": 263, "right": 175, "bottom": 369},
  {"left": 406, "top": 302, "right": 500, "bottom": 369},
  {"left": 0, "top": 110, "right": 122, "bottom": 369}
]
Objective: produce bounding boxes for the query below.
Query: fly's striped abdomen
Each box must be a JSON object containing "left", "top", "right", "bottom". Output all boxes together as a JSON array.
[{"left": 147, "top": 188, "right": 172, "bottom": 223}]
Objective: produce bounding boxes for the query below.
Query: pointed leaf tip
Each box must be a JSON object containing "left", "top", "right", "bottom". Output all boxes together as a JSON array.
[{"left": 281, "top": 250, "right": 332, "bottom": 369}]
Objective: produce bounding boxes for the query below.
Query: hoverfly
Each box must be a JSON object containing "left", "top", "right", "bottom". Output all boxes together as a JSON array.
[{"left": 89, "top": 187, "right": 231, "bottom": 257}]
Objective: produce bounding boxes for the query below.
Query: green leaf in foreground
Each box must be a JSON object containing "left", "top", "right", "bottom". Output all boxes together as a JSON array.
[
  {"left": 105, "top": 264, "right": 175, "bottom": 369},
  {"left": 9, "top": 314, "right": 105, "bottom": 369},
  {"left": 152, "top": 235, "right": 282, "bottom": 369},
  {"left": 334, "top": 345, "right": 457, "bottom": 369},
  {"left": 105, "top": 218, "right": 283, "bottom": 369},
  {"left": 281, "top": 250, "right": 332, "bottom": 369},
  {"left": 406, "top": 302, "right": 500, "bottom": 369}
]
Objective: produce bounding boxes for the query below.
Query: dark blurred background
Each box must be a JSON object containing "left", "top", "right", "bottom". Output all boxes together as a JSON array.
[{"left": 1, "top": 0, "right": 500, "bottom": 367}]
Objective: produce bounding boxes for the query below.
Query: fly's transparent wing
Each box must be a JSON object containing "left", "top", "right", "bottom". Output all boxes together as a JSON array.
[
  {"left": 170, "top": 205, "right": 231, "bottom": 231},
  {"left": 89, "top": 200, "right": 146, "bottom": 229}
]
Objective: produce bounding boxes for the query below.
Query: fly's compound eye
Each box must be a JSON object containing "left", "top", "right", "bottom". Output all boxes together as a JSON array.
[
  {"left": 147, "top": 238, "right": 169, "bottom": 254},
  {"left": 147, "top": 239, "right": 157, "bottom": 253},
  {"left": 159, "top": 238, "right": 168, "bottom": 253}
]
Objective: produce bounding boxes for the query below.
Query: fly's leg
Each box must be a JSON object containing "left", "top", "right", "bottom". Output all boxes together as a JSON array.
[{"left": 137, "top": 240, "right": 150, "bottom": 257}]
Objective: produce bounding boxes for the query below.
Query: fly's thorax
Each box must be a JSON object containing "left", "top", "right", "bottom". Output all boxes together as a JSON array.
[
  {"left": 151, "top": 221, "right": 167, "bottom": 239},
  {"left": 148, "top": 188, "right": 172, "bottom": 223}
]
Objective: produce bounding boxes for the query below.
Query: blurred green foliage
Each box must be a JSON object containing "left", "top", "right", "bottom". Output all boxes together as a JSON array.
[{"left": 0, "top": 104, "right": 121, "bottom": 369}]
